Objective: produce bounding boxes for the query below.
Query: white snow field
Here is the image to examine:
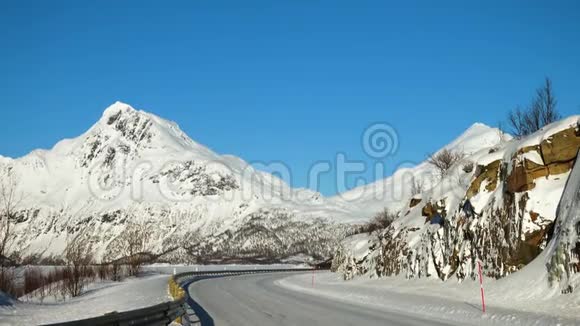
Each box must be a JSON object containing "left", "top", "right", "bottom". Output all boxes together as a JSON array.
[
  {"left": 188, "top": 271, "right": 580, "bottom": 326},
  {"left": 0, "top": 274, "right": 172, "bottom": 325}
]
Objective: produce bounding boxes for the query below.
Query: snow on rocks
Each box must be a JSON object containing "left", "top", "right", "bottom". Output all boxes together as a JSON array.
[
  {"left": 333, "top": 116, "right": 580, "bottom": 284},
  {"left": 546, "top": 149, "right": 580, "bottom": 293}
]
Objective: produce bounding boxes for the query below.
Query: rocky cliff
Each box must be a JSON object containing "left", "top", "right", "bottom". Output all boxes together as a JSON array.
[{"left": 332, "top": 116, "right": 580, "bottom": 283}]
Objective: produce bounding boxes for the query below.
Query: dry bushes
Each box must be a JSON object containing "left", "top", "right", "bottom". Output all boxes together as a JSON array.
[
  {"left": 64, "top": 231, "right": 95, "bottom": 297},
  {"left": 353, "top": 208, "right": 398, "bottom": 235},
  {"left": 508, "top": 78, "right": 561, "bottom": 138},
  {"left": 427, "top": 149, "right": 465, "bottom": 176},
  {"left": 0, "top": 168, "right": 21, "bottom": 296},
  {"left": 18, "top": 264, "right": 131, "bottom": 302},
  {"left": 107, "top": 221, "right": 151, "bottom": 276}
]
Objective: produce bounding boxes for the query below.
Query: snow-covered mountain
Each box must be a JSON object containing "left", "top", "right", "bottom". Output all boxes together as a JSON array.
[
  {"left": 1, "top": 102, "right": 356, "bottom": 264},
  {"left": 332, "top": 116, "right": 580, "bottom": 283},
  {"left": 6, "top": 101, "right": 570, "bottom": 271},
  {"left": 333, "top": 122, "right": 508, "bottom": 218}
]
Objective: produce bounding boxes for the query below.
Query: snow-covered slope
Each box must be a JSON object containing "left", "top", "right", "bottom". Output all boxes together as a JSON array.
[
  {"left": 333, "top": 116, "right": 580, "bottom": 284},
  {"left": 335, "top": 122, "right": 507, "bottom": 218},
  {"left": 7, "top": 102, "right": 578, "bottom": 278},
  {"left": 0, "top": 274, "right": 172, "bottom": 325},
  {"left": 546, "top": 148, "right": 580, "bottom": 292},
  {"left": 1, "top": 102, "right": 354, "bottom": 263}
]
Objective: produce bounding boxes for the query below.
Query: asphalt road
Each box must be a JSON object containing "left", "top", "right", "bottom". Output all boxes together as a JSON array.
[{"left": 186, "top": 272, "right": 453, "bottom": 326}]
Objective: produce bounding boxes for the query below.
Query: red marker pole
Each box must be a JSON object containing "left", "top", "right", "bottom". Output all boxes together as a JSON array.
[{"left": 478, "top": 261, "right": 486, "bottom": 314}]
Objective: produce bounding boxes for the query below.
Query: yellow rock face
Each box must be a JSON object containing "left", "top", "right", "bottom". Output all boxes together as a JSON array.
[
  {"left": 547, "top": 160, "right": 575, "bottom": 175},
  {"left": 467, "top": 160, "right": 501, "bottom": 198},
  {"left": 468, "top": 126, "right": 579, "bottom": 196},
  {"left": 505, "top": 126, "right": 580, "bottom": 194},
  {"left": 421, "top": 202, "right": 436, "bottom": 218},
  {"left": 540, "top": 127, "right": 580, "bottom": 165}
]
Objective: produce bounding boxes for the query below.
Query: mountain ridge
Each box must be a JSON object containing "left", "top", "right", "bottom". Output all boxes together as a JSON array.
[{"left": 0, "top": 102, "right": 523, "bottom": 264}]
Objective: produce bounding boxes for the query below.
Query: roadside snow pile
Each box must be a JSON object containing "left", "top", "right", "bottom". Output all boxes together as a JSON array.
[
  {"left": 0, "top": 274, "right": 171, "bottom": 325},
  {"left": 333, "top": 116, "right": 580, "bottom": 283},
  {"left": 278, "top": 271, "right": 580, "bottom": 325},
  {"left": 546, "top": 150, "right": 580, "bottom": 293}
]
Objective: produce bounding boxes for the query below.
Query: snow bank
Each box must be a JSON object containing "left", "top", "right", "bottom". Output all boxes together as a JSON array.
[
  {"left": 278, "top": 271, "right": 580, "bottom": 325},
  {"left": 0, "top": 274, "right": 171, "bottom": 325}
]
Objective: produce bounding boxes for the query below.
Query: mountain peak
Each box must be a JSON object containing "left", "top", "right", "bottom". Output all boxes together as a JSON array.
[
  {"left": 101, "top": 101, "right": 137, "bottom": 120},
  {"left": 466, "top": 122, "right": 493, "bottom": 131},
  {"left": 443, "top": 122, "right": 505, "bottom": 155},
  {"left": 92, "top": 102, "right": 220, "bottom": 161}
]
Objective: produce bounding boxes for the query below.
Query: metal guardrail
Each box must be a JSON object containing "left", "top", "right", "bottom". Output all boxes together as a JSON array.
[
  {"left": 45, "top": 299, "right": 186, "bottom": 326},
  {"left": 174, "top": 268, "right": 316, "bottom": 283},
  {"left": 44, "top": 268, "right": 315, "bottom": 326}
]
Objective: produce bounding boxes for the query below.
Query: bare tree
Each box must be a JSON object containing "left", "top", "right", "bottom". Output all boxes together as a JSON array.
[
  {"left": 508, "top": 106, "right": 526, "bottom": 138},
  {"left": 427, "top": 149, "right": 465, "bottom": 176},
  {"left": 372, "top": 208, "right": 397, "bottom": 229},
  {"left": 0, "top": 168, "right": 22, "bottom": 294},
  {"left": 508, "top": 77, "right": 561, "bottom": 137},
  {"left": 118, "top": 222, "right": 151, "bottom": 276},
  {"left": 0, "top": 169, "right": 20, "bottom": 261},
  {"left": 537, "top": 78, "right": 559, "bottom": 124},
  {"left": 63, "top": 229, "right": 94, "bottom": 297}
]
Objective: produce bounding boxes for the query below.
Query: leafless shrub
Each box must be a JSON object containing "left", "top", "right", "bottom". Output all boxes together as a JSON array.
[
  {"left": 39, "top": 255, "right": 66, "bottom": 266},
  {"left": 427, "top": 149, "right": 465, "bottom": 176},
  {"left": 63, "top": 231, "right": 94, "bottom": 297},
  {"left": 20, "top": 263, "right": 129, "bottom": 303},
  {"left": 97, "top": 264, "right": 111, "bottom": 281},
  {"left": 23, "top": 268, "right": 45, "bottom": 301},
  {"left": 46, "top": 268, "right": 63, "bottom": 301},
  {"left": 0, "top": 168, "right": 22, "bottom": 296},
  {"left": 20, "top": 253, "right": 40, "bottom": 266},
  {"left": 110, "top": 222, "right": 151, "bottom": 276},
  {"left": 0, "top": 267, "right": 18, "bottom": 297},
  {"left": 354, "top": 208, "right": 398, "bottom": 235},
  {"left": 95, "top": 263, "right": 127, "bottom": 282},
  {"left": 21, "top": 267, "right": 65, "bottom": 302},
  {"left": 111, "top": 263, "right": 123, "bottom": 281},
  {"left": 508, "top": 78, "right": 561, "bottom": 138}
]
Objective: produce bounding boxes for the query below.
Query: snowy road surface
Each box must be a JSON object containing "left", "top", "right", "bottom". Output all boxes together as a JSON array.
[
  {"left": 189, "top": 272, "right": 454, "bottom": 326},
  {"left": 188, "top": 272, "right": 578, "bottom": 326}
]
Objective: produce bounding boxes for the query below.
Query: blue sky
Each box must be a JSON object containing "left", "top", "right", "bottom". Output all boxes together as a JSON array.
[{"left": 1, "top": 1, "right": 579, "bottom": 195}]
